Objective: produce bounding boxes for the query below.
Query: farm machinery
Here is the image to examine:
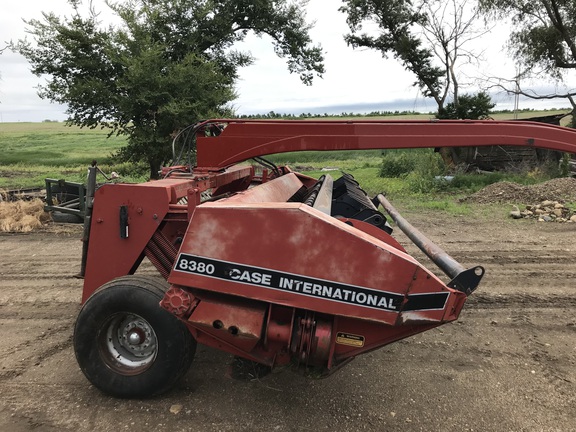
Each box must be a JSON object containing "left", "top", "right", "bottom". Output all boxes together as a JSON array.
[{"left": 74, "top": 119, "right": 576, "bottom": 397}]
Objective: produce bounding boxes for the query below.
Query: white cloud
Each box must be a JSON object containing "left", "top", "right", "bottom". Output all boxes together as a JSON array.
[{"left": 0, "top": 0, "right": 574, "bottom": 122}]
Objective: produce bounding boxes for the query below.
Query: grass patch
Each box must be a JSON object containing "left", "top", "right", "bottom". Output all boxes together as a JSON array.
[
  {"left": 0, "top": 122, "right": 147, "bottom": 188},
  {"left": 392, "top": 196, "right": 475, "bottom": 216},
  {"left": 390, "top": 200, "right": 512, "bottom": 223},
  {"left": 265, "top": 150, "right": 383, "bottom": 170}
]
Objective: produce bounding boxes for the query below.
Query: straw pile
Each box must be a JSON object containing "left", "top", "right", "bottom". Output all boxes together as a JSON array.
[{"left": 0, "top": 199, "right": 52, "bottom": 232}]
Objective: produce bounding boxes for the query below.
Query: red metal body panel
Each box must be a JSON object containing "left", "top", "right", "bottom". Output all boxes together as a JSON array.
[
  {"left": 168, "top": 200, "right": 461, "bottom": 325},
  {"left": 222, "top": 172, "right": 304, "bottom": 203},
  {"left": 342, "top": 219, "right": 406, "bottom": 253},
  {"left": 187, "top": 296, "right": 267, "bottom": 352},
  {"left": 83, "top": 180, "right": 191, "bottom": 301},
  {"left": 331, "top": 316, "right": 439, "bottom": 359}
]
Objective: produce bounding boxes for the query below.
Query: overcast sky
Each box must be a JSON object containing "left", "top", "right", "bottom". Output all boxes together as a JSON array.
[{"left": 0, "top": 0, "right": 574, "bottom": 122}]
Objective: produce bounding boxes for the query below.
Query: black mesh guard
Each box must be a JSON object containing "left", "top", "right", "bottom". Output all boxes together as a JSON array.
[{"left": 331, "top": 174, "right": 393, "bottom": 234}]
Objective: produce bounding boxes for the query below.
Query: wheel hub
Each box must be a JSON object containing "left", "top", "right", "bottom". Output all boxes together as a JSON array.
[
  {"left": 98, "top": 313, "right": 158, "bottom": 375},
  {"left": 127, "top": 329, "right": 144, "bottom": 345}
]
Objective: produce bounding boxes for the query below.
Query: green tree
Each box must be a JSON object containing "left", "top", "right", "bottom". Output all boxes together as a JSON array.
[
  {"left": 479, "top": 0, "right": 576, "bottom": 112},
  {"left": 339, "top": 0, "right": 489, "bottom": 112},
  {"left": 434, "top": 91, "right": 495, "bottom": 169},
  {"left": 13, "top": 0, "right": 324, "bottom": 178},
  {"left": 436, "top": 91, "right": 495, "bottom": 119}
]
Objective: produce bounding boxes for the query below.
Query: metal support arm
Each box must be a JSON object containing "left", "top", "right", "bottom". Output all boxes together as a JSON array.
[{"left": 377, "top": 194, "right": 484, "bottom": 295}]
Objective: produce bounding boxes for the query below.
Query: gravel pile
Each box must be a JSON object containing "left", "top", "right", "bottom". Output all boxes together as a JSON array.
[
  {"left": 509, "top": 200, "right": 576, "bottom": 222},
  {"left": 460, "top": 177, "right": 576, "bottom": 205}
]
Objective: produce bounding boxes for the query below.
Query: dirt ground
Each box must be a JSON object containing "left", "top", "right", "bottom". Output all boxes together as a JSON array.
[{"left": 0, "top": 208, "right": 575, "bottom": 432}]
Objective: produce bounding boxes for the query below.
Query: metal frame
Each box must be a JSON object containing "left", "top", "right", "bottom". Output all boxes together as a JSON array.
[{"left": 45, "top": 178, "right": 86, "bottom": 219}]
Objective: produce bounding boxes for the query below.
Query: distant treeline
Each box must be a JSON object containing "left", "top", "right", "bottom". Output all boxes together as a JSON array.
[
  {"left": 233, "top": 107, "right": 569, "bottom": 120},
  {"left": 41, "top": 107, "right": 569, "bottom": 123},
  {"left": 233, "top": 110, "right": 424, "bottom": 119}
]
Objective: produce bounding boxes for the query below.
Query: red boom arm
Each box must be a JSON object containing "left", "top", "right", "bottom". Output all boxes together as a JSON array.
[{"left": 194, "top": 119, "right": 576, "bottom": 170}]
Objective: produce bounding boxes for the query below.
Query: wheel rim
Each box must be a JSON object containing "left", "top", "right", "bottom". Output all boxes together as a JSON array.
[{"left": 98, "top": 312, "right": 158, "bottom": 375}]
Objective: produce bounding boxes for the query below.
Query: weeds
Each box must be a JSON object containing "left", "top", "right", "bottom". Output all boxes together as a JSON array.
[
  {"left": 377, "top": 147, "right": 569, "bottom": 196},
  {"left": 379, "top": 152, "right": 418, "bottom": 177},
  {"left": 378, "top": 149, "right": 447, "bottom": 193}
]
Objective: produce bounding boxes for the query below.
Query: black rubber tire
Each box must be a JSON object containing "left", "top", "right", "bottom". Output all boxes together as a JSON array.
[
  {"left": 51, "top": 211, "right": 83, "bottom": 224},
  {"left": 73, "top": 275, "right": 196, "bottom": 398}
]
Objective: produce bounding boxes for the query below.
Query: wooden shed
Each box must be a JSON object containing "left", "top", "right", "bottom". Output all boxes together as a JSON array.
[{"left": 438, "top": 113, "right": 572, "bottom": 172}]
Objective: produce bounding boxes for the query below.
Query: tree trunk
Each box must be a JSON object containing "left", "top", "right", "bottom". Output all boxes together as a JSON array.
[{"left": 149, "top": 159, "right": 161, "bottom": 180}]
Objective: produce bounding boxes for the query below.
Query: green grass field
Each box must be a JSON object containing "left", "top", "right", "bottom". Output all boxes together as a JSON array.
[
  {"left": 0, "top": 110, "right": 571, "bottom": 199},
  {"left": 0, "top": 122, "right": 122, "bottom": 165},
  {"left": 0, "top": 122, "right": 133, "bottom": 188}
]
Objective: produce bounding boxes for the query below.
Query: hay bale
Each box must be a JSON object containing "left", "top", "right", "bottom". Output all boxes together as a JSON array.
[{"left": 0, "top": 198, "right": 52, "bottom": 232}]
